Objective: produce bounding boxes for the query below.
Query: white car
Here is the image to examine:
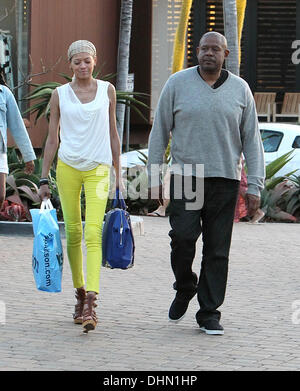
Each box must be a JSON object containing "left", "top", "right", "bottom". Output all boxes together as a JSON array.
[
  {"left": 259, "top": 122, "right": 300, "bottom": 177},
  {"left": 120, "top": 122, "right": 300, "bottom": 177},
  {"left": 121, "top": 148, "right": 148, "bottom": 168}
]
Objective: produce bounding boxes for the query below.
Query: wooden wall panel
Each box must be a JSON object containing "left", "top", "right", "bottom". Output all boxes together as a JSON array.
[
  {"left": 22, "top": 0, "right": 120, "bottom": 148},
  {"left": 129, "top": 0, "right": 152, "bottom": 146}
]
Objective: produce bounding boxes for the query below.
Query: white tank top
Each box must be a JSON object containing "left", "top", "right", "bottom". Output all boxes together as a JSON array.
[{"left": 57, "top": 80, "right": 112, "bottom": 171}]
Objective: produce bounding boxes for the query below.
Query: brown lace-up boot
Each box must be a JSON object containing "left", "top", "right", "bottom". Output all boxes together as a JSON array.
[
  {"left": 82, "top": 291, "right": 98, "bottom": 333},
  {"left": 73, "top": 287, "right": 86, "bottom": 324}
]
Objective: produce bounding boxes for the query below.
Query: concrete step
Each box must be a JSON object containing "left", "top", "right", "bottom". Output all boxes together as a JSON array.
[{"left": 0, "top": 215, "right": 144, "bottom": 237}]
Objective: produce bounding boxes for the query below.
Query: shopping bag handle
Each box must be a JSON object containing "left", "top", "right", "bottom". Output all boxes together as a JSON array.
[
  {"left": 40, "top": 199, "right": 54, "bottom": 211},
  {"left": 112, "top": 188, "right": 127, "bottom": 210}
]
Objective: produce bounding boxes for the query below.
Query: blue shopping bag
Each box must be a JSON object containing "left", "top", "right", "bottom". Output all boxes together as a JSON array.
[{"left": 30, "top": 200, "right": 63, "bottom": 292}]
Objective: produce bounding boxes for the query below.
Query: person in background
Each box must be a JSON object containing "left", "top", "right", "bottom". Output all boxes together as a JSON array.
[
  {"left": 147, "top": 137, "right": 172, "bottom": 217},
  {"left": 0, "top": 68, "right": 35, "bottom": 210},
  {"left": 38, "top": 40, "right": 122, "bottom": 333},
  {"left": 234, "top": 160, "right": 248, "bottom": 222},
  {"left": 147, "top": 168, "right": 170, "bottom": 217},
  {"left": 147, "top": 32, "right": 265, "bottom": 335}
]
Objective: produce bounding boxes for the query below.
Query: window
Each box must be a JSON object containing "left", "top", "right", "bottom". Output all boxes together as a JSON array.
[
  {"left": 256, "top": 0, "right": 296, "bottom": 92},
  {"left": 186, "top": 0, "right": 298, "bottom": 92},
  {"left": 260, "top": 129, "right": 283, "bottom": 152},
  {"left": 292, "top": 136, "right": 300, "bottom": 148}
]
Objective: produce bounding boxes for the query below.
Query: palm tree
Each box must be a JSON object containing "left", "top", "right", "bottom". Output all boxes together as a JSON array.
[
  {"left": 223, "top": 0, "right": 239, "bottom": 76},
  {"left": 236, "top": 0, "right": 247, "bottom": 66},
  {"left": 148, "top": 0, "right": 193, "bottom": 217},
  {"left": 223, "top": 0, "right": 247, "bottom": 75},
  {"left": 172, "top": 0, "right": 193, "bottom": 74},
  {"left": 115, "top": 0, "right": 134, "bottom": 149},
  {"left": 167, "top": 1, "right": 193, "bottom": 157}
]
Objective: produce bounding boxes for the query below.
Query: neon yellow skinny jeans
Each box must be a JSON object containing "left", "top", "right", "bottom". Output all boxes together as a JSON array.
[{"left": 56, "top": 159, "right": 110, "bottom": 293}]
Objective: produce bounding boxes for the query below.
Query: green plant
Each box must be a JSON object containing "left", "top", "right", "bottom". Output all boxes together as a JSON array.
[
  {"left": 104, "top": 162, "right": 156, "bottom": 215},
  {"left": 7, "top": 147, "right": 24, "bottom": 172},
  {"left": 260, "top": 180, "right": 298, "bottom": 222},
  {"left": 280, "top": 174, "right": 300, "bottom": 219},
  {"left": 125, "top": 167, "right": 150, "bottom": 214},
  {"left": 265, "top": 150, "right": 297, "bottom": 190},
  {"left": 242, "top": 149, "right": 299, "bottom": 222},
  {"left": 3, "top": 149, "right": 61, "bottom": 221},
  {"left": 5, "top": 174, "right": 40, "bottom": 221},
  {"left": 285, "top": 188, "right": 300, "bottom": 218},
  {"left": 257, "top": 151, "right": 300, "bottom": 222},
  {"left": 120, "top": 149, "right": 172, "bottom": 214}
]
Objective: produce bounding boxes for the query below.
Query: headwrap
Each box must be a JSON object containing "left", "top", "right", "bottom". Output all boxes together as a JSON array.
[{"left": 67, "top": 40, "right": 97, "bottom": 61}]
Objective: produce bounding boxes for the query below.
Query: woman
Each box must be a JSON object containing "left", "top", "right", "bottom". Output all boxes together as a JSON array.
[
  {"left": 0, "top": 68, "right": 35, "bottom": 210},
  {"left": 38, "top": 40, "right": 123, "bottom": 333}
]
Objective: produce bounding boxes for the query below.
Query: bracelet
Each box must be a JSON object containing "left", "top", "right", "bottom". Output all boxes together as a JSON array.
[{"left": 39, "top": 178, "right": 49, "bottom": 187}]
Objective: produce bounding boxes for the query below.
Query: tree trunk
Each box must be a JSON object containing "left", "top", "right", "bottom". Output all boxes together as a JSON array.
[
  {"left": 172, "top": 0, "right": 193, "bottom": 74},
  {"left": 223, "top": 0, "right": 239, "bottom": 76},
  {"left": 116, "top": 0, "right": 133, "bottom": 150},
  {"left": 236, "top": 0, "right": 247, "bottom": 66}
]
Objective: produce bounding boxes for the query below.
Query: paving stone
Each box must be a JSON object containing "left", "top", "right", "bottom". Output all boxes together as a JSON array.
[{"left": 0, "top": 219, "right": 300, "bottom": 371}]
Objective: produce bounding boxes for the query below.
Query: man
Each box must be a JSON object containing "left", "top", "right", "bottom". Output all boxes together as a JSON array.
[{"left": 147, "top": 32, "right": 265, "bottom": 335}]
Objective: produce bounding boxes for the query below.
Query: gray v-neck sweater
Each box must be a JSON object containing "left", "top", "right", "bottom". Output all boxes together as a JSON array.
[{"left": 147, "top": 66, "right": 265, "bottom": 196}]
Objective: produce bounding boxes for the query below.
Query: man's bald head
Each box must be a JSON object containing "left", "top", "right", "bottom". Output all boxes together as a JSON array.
[
  {"left": 196, "top": 31, "right": 229, "bottom": 74},
  {"left": 199, "top": 32, "right": 228, "bottom": 49}
]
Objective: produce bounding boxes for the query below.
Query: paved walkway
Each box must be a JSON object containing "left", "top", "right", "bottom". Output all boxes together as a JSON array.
[{"left": 0, "top": 217, "right": 300, "bottom": 372}]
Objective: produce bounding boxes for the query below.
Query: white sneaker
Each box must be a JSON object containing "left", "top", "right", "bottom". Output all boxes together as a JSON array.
[{"left": 199, "top": 319, "right": 224, "bottom": 335}]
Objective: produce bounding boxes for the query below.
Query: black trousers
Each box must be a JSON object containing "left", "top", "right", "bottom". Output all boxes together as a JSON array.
[{"left": 168, "top": 175, "right": 240, "bottom": 324}]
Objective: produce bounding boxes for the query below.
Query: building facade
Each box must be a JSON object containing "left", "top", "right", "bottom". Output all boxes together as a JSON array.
[
  {"left": 4, "top": 0, "right": 121, "bottom": 147},
  {"left": 2, "top": 0, "right": 300, "bottom": 148}
]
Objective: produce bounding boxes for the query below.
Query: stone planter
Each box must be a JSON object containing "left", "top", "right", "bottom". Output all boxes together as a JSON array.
[{"left": 0, "top": 216, "right": 144, "bottom": 237}]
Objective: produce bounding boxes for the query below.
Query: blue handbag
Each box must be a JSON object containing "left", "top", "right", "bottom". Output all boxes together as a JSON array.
[
  {"left": 102, "top": 189, "right": 135, "bottom": 269},
  {"left": 30, "top": 200, "right": 63, "bottom": 292}
]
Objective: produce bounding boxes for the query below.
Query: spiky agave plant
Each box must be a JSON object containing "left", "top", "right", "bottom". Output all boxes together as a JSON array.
[
  {"left": 264, "top": 150, "right": 298, "bottom": 190},
  {"left": 258, "top": 150, "right": 300, "bottom": 222}
]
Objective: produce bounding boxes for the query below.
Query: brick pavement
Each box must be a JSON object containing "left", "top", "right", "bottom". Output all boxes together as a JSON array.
[{"left": 0, "top": 217, "right": 300, "bottom": 371}]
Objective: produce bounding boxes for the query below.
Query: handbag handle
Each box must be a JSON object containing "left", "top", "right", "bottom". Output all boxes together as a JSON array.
[
  {"left": 112, "top": 188, "right": 127, "bottom": 210},
  {"left": 40, "top": 199, "right": 53, "bottom": 211}
]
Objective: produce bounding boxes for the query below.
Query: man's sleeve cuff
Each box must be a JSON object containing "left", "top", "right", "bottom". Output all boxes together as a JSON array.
[{"left": 246, "top": 184, "right": 261, "bottom": 197}]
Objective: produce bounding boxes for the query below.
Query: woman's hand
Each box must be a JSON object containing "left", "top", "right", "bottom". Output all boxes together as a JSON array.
[
  {"left": 116, "top": 176, "right": 126, "bottom": 194},
  {"left": 24, "top": 160, "right": 35, "bottom": 175},
  {"left": 38, "top": 184, "right": 51, "bottom": 201}
]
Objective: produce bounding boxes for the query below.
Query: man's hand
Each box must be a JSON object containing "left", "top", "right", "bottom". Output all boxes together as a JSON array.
[
  {"left": 245, "top": 193, "right": 261, "bottom": 217},
  {"left": 148, "top": 185, "right": 163, "bottom": 204},
  {"left": 24, "top": 160, "right": 35, "bottom": 175}
]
